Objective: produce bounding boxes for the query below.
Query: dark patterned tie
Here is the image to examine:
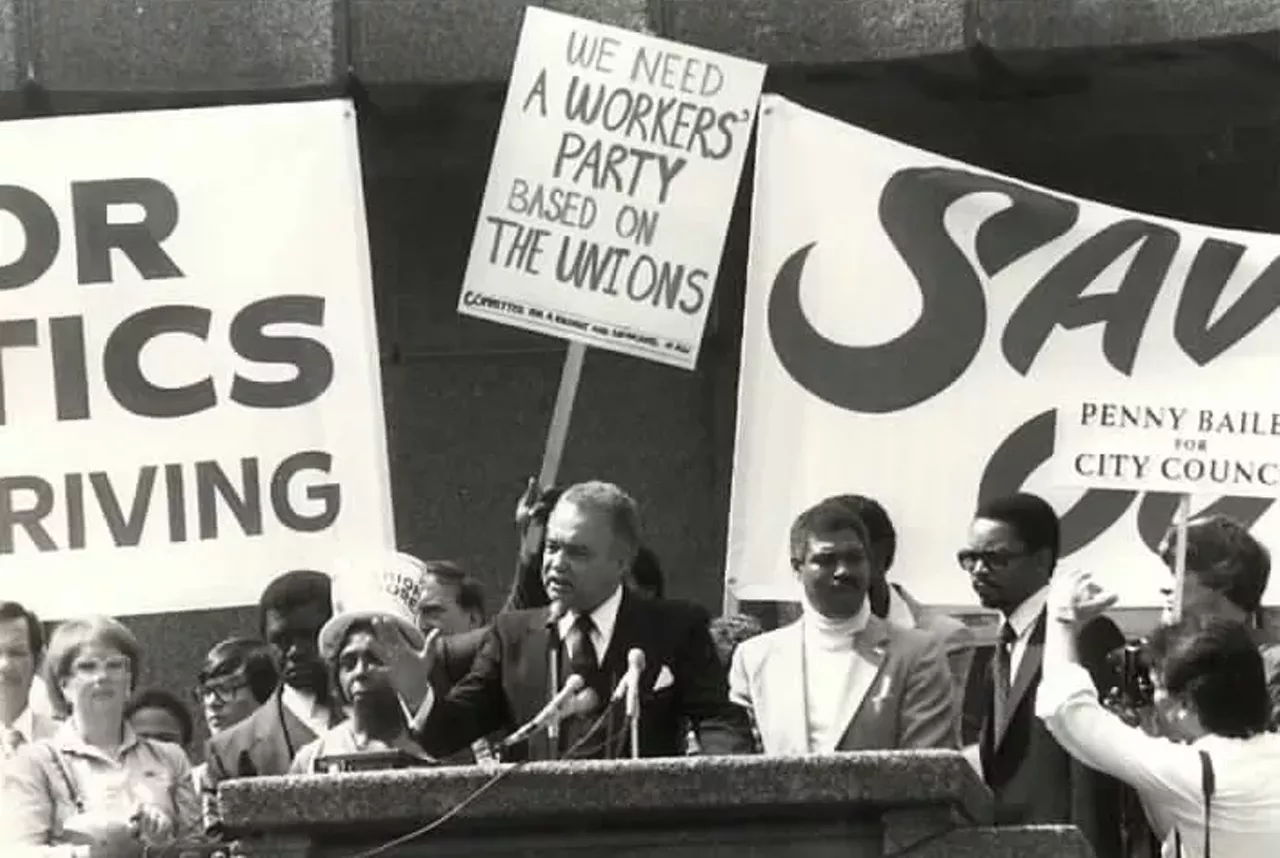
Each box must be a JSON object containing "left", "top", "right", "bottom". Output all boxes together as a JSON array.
[
  {"left": 561, "top": 614, "right": 604, "bottom": 757},
  {"left": 992, "top": 622, "right": 1017, "bottom": 729},
  {"left": 566, "top": 613, "right": 600, "bottom": 680}
]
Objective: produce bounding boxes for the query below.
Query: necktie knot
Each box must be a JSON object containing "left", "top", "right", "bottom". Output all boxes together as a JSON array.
[
  {"left": 573, "top": 613, "right": 596, "bottom": 635},
  {"left": 999, "top": 622, "right": 1017, "bottom": 648}
]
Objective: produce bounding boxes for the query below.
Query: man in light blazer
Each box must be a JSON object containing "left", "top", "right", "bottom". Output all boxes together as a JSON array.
[
  {"left": 833, "top": 495, "right": 975, "bottom": 701},
  {"left": 729, "top": 500, "right": 958, "bottom": 753}
]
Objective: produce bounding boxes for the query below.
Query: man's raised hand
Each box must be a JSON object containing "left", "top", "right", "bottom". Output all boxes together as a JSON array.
[{"left": 372, "top": 618, "right": 440, "bottom": 712}]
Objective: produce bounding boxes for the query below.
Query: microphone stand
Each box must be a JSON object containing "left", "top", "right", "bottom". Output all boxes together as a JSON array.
[
  {"left": 629, "top": 699, "right": 640, "bottom": 761},
  {"left": 546, "top": 624, "right": 562, "bottom": 758}
]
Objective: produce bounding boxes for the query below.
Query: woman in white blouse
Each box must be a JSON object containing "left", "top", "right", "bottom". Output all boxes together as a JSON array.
[
  {"left": 1037, "top": 568, "right": 1280, "bottom": 857},
  {"left": 3, "top": 616, "right": 200, "bottom": 858}
]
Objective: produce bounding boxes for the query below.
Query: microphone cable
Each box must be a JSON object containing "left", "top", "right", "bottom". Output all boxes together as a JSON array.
[{"left": 334, "top": 698, "right": 629, "bottom": 858}]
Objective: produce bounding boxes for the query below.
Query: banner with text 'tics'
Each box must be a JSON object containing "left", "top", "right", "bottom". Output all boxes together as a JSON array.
[{"left": 0, "top": 100, "right": 394, "bottom": 618}]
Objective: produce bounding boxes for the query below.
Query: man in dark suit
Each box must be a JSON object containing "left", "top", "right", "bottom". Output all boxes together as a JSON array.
[
  {"left": 203, "top": 570, "right": 337, "bottom": 832},
  {"left": 381, "top": 480, "right": 754, "bottom": 760},
  {"left": 959, "top": 493, "right": 1124, "bottom": 858}
]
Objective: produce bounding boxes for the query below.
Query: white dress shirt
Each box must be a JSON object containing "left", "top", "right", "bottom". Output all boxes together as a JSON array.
[
  {"left": 1037, "top": 661, "right": 1280, "bottom": 857},
  {"left": 556, "top": 584, "right": 625, "bottom": 666},
  {"left": 1005, "top": 584, "right": 1049, "bottom": 678},
  {"left": 281, "top": 685, "right": 332, "bottom": 737}
]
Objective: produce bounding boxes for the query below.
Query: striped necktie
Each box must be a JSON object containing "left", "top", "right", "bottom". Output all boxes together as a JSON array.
[{"left": 992, "top": 622, "right": 1017, "bottom": 728}]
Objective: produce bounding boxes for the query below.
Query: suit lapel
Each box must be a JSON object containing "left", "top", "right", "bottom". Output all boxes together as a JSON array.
[
  {"left": 832, "top": 616, "right": 891, "bottom": 750},
  {"left": 519, "top": 608, "right": 554, "bottom": 760},
  {"left": 262, "top": 691, "right": 317, "bottom": 769},
  {"left": 598, "top": 591, "right": 645, "bottom": 759},
  {"left": 996, "top": 610, "right": 1046, "bottom": 748},
  {"left": 762, "top": 622, "right": 809, "bottom": 755},
  {"left": 892, "top": 583, "right": 926, "bottom": 628},
  {"left": 602, "top": 590, "right": 640, "bottom": 681}
]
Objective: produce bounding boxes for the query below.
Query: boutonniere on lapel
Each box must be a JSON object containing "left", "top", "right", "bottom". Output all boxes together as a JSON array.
[{"left": 869, "top": 674, "right": 894, "bottom": 712}]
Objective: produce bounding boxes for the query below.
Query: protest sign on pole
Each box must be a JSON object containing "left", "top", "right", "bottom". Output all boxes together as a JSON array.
[
  {"left": 1054, "top": 359, "right": 1280, "bottom": 619},
  {"left": 457, "top": 7, "right": 764, "bottom": 488},
  {"left": 734, "top": 94, "right": 1280, "bottom": 611},
  {"left": 0, "top": 100, "right": 394, "bottom": 619}
]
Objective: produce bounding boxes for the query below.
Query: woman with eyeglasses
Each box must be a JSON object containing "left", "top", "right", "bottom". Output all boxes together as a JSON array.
[{"left": 2, "top": 616, "right": 200, "bottom": 858}]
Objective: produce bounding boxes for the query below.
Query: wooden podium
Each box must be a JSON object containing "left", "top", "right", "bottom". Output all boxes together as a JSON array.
[{"left": 218, "top": 751, "right": 1093, "bottom": 858}]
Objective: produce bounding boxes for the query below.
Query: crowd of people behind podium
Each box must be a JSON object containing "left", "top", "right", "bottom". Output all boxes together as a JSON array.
[{"left": 2, "top": 478, "right": 1280, "bottom": 857}]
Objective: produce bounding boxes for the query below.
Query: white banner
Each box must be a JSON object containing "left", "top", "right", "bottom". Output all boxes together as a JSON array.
[
  {"left": 0, "top": 100, "right": 394, "bottom": 618},
  {"left": 457, "top": 6, "right": 765, "bottom": 370},
  {"left": 731, "top": 94, "right": 1280, "bottom": 608}
]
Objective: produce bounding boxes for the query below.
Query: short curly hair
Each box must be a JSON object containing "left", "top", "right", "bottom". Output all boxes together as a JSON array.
[{"left": 1160, "top": 515, "right": 1270, "bottom": 613}]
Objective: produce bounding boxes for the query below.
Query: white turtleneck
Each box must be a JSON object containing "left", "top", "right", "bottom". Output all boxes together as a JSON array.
[{"left": 800, "top": 595, "right": 872, "bottom": 753}]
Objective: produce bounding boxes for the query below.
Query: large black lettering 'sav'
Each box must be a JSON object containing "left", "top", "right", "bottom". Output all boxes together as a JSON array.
[{"left": 766, "top": 166, "right": 1280, "bottom": 556}]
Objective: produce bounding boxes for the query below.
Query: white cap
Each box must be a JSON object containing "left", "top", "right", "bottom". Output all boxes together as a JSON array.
[{"left": 318, "top": 551, "right": 429, "bottom": 660}]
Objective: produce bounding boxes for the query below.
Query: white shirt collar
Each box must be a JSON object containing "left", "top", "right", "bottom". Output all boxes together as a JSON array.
[
  {"left": 281, "top": 684, "right": 331, "bottom": 733},
  {"left": 4, "top": 706, "right": 34, "bottom": 742},
  {"left": 557, "top": 583, "right": 625, "bottom": 661},
  {"left": 1006, "top": 584, "right": 1050, "bottom": 639}
]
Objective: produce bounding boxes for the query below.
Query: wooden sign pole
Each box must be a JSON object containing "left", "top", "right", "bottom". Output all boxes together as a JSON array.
[
  {"left": 722, "top": 590, "right": 740, "bottom": 617},
  {"left": 1168, "top": 493, "right": 1192, "bottom": 624},
  {"left": 538, "top": 342, "right": 587, "bottom": 490},
  {"left": 538, "top": 341, "right": 585, "bottom": 756}
]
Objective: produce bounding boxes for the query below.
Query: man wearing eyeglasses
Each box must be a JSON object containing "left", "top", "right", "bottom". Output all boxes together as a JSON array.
[
  {"left": 190, "top": 638, "right": 280, "bottom": 832},
  {"left": 194, "top": 638, "right": 280, "bottom": 738},
  {"left": 958, "top": 493, "right": 1125, "bottom": 858}
]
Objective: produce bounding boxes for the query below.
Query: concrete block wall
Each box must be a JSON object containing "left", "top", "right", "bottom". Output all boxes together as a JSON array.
[{"left": 3, "top": 0, "right": 1279, "bottom": 93}]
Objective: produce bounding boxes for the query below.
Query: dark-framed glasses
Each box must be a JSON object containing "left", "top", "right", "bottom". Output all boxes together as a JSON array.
[
  {"left": 956, "top": 549, "right": 1024, "bottom": 573},
  {"left": 193, "top": 678, "right": 249, "bottom": 706}
]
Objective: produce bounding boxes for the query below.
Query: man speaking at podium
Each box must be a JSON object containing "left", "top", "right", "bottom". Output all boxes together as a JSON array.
[{"left": 378, "top": 481, "right": 753, "bottom": 760}]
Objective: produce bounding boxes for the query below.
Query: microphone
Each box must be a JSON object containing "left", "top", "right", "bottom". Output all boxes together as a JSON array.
[
  {"left": 544, "top": 600, "right": 567, "bottom": 747},
  {"left": 609, "top": 649, "right": 646, "bottom": 718},
  {"left": 503, "top": 674, "right": 589, "bottom": 748}
]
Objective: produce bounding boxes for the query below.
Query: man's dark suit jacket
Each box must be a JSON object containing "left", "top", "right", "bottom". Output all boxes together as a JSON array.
[
  {"left": 413, "top": 591, "right": 754, "bottom": 760},
  {"left": 429, "top": 627, "right": 489, "bottom": 696},
  {"left": 428, "top": 626, "right": 496, "bottom": 765},
  {"left": 205, "top": 689, "right": 322, "bottom": 781},
  {"left": 971, "top": 610, "right": 1125, "bottom": 858},
  {"left": 202, "top": 688, "right": 328, "bottom": 833}
]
